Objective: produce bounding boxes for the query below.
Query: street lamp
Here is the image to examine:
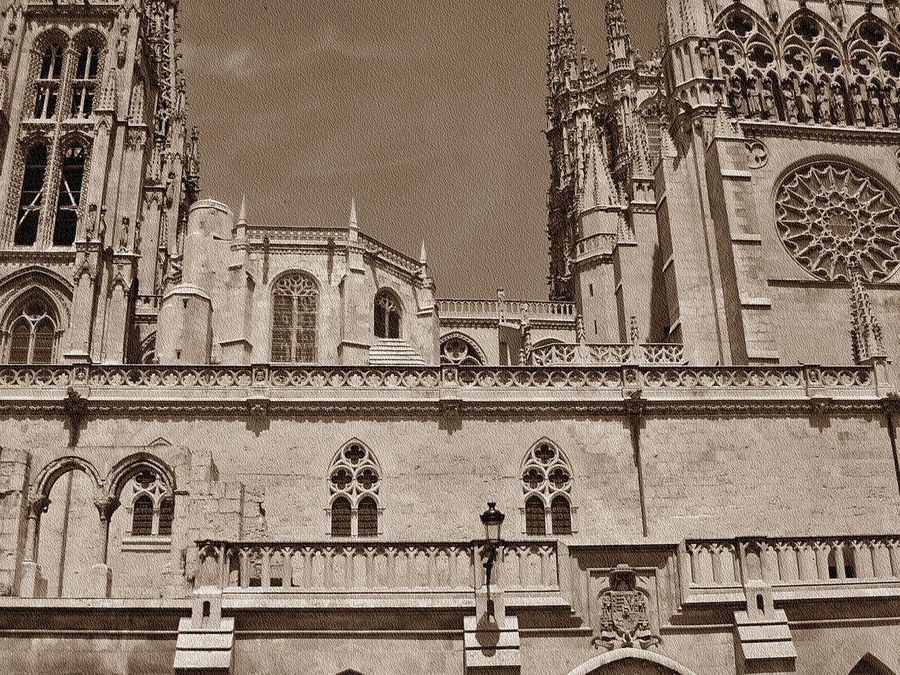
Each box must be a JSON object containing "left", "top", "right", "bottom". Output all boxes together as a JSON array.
[{"left": 479, "top": 502, "right": 505, "bottom": 617}]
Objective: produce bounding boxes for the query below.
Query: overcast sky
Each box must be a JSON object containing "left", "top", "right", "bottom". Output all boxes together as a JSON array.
[{"left": 180, "top": 1, "right": 662, "bottom": 299}]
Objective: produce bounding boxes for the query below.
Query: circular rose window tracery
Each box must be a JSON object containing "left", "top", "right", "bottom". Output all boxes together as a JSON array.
[{"left": 775, "top": 162, "right": 900, "bottom": 282}]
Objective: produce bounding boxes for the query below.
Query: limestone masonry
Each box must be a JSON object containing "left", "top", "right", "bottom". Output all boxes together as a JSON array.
[{"left": 0, "top": 0, "right": 898, "bottom": 673}]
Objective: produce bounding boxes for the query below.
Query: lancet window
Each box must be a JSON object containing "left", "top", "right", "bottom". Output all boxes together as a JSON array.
[
  {"left": 5, "top": 298, "right": 57, "bottom": 364},
  {"left": 271, "top": 273, "right": 318, "bottom": 363},
  {"left": 125, "top": 469, "right": 174, "bottom": 538},
  {"left": 374, "top": 289, "right": 401, "bottom": 339},
  {"left": 9, "top": 31, "right": 103, "bottom": 248},
  {"left": 328, "top": 441, "right": 381, "bottom": 537},
  {"left": 717, "top": 9, "right": 780, "bottom": 120},
  {"left": 780, "top": 13, "right": 847, "bottom": 125},
  {"left": 521, "top": 441, "right": 573, "bottom": 536},
  {"left": 847, "top": 19, "right": 900, "bottom": 126}
]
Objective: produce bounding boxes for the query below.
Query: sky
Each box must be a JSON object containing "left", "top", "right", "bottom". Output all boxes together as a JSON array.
[{"left": 179, "top": 1, "right": 663, "bottom": 299}]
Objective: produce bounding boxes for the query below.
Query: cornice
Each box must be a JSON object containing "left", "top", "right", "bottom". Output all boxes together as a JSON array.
[{"left": 741, "top": 120, "right": 900, "bottom": 145}]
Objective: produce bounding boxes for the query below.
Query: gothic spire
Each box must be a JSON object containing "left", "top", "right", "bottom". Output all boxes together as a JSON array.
[
  {"left": 548, "top": 0, "right": 579, "bottom": 89},
  {"left": 849, "top": 261, "right": 885, "bottom": 363},
  {"left": 579, "top": 131, "right": 622, "bottom": 213},
  {"left": 605, "top": 0, "right": 635, "bottom": 72}
]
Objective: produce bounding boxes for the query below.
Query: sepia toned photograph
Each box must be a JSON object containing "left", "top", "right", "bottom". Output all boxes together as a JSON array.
[{"left": 0, "top": 0, "right": 899, "bottom": 673}]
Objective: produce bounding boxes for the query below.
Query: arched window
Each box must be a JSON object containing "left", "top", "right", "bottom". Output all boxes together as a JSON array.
[
  {"left": 70, "top": 44, "right": 100, "bottom": 119},
  {"left": 374, "top": 289, "right": 401, "bottom": 339},
  {"left": 521, "top": 440, "right": 574, "bottom": 536},
  {"left": 6, "top": 299, "right": 57, "bottom": 364},
  {"left": 14, "top": 143, "right": 48, "bottom": 246},
  {"left": 33, "top": 43, "right": 63, "bottom": 120},
  {"left": 525, "top": 496, "right": 546, "bottom": 535},
  {"left": 53, "top": 144, "right": 86, "bottom": 246},
  {"left": 131, "top": 495, "right": 153, "bottom": 536},
  {"left": 271, "top": 273, "right": 318, "bottom": 363},
  {"left": 124, "top": 469, "right": 174, "bottom": 538},
  {"left": 328, "top": 441, "right": 381, "bottom": 538},
  {"left": 716, "top": 9, "right": 780, "bottom": 119},
  {"left": 440, "top": 333, "right": 484, "bottom": 365},
  {"left": 330, "top": 496, "right": 352, "bottom": 537}
]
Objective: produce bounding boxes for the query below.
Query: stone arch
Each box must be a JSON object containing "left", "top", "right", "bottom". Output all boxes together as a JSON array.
[
  {"left": 777, "top": 8, "right": 845, "bottom": 49},
  {"left": 31, "top": 27, "right": 69, "bottom": 54},
  {"left": 373, "top": 286, "right": 403, "bottom": 338},
  {"left": 71, "top": 27, "right": 107, "bottom": 52},
  {"left": 439, "top": 331, "right": 486, "bottom": 366},
  {"left": 33, "top": 455, "right": 102, "bottom": 500},
  {"left": 0, "top": 267, "right": 73, "bottom": 326},
  {"left": 567, "top": 648, "right": 698, "bottom": 675},
  {"left": 105, "top": 451, "right": 176, "bottom": 502}
]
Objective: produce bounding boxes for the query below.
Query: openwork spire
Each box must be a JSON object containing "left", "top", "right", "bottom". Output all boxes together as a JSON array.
[
  {"left": 605, "top": 0, "right": 634, "bottom": 71},
  {"left": 849, "top": 260, "right": 885, "bottom": 363}
]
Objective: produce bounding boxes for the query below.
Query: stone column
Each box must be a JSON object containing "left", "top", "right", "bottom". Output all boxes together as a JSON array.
[
  {"left": 64, "top": 240, "right": 102, "bottom": 363},
  {"left": 19, "top": 496, "right": 49, "bottom": 598},
  {"left": 90, "top": 496, "right": 117, "bottom": 598}
]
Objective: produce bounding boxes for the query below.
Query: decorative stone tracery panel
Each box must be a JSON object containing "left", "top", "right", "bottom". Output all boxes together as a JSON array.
[{"left": 775, "top": 161, "right": 900, "bottom": 282}]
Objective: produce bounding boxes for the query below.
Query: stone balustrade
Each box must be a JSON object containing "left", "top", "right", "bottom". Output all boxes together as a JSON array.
[
  {"left": 682, "top": 536, "right": 900, "bottom": 591},
  {"left": 437, "top": 298, "right": 576, "bottom": 323},
  {"left": 529, "top": 343, "right": 686, "bottom": 366},
  {"left": 195, "top": 540, "right": 559, "bottom": 593},
  {"left": 0, "top": 364, "right": 881, "bottom": 403}
]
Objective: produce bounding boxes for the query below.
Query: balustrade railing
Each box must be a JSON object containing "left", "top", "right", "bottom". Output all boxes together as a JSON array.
[
  {"left": 683, "top": 536, "right": 900, "bottom": 590},
  {"left": 0, "top": 364, "right": 879, "bottom": 396},
  {"left": 437, "top": 299, "right": 576, "bottom": 323},
  {"left": 195, "top": 540, "right": 559, "bottom": 593},
  {"left": 135, "top": 294, "right": 162, "bottom": 315},
  {"left": 529, "top": 343, "right": 686, "bottom": 366}
]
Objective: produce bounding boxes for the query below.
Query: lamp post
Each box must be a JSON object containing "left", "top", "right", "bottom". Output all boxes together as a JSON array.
[{"left": 479, "top": 502, "right": 505, "bottom": 618}]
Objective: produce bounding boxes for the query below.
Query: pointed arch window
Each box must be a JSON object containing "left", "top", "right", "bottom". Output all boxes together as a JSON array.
[
  {"left": 33, "top": 43, "right": 63, "bottom": 120},
  {"left": 14, "top": 143, "right": 48, "bottom": 246},
  {"left": 53, "top": 144, "right": 86, "bottom": 246},
  {"left": 123, "top": 469, "right": 175, "bottom": 542},
  {"left": 374, "top": 289, "right": 401, "bottom": 339},
  {"left": 271, "top": 273, "right": 318, "bottom": 363},
  {"left": 70, "top": 45, "right": 100, "bottom": 119},
  {"left": 6, "top": 299, "right": 57, "bottom": 364},
  {"left": 328, "top": 441, "right": 382, "bottom": 537},
  {"left": 521, "top": 441, "right": 574, "bottom": 536}
]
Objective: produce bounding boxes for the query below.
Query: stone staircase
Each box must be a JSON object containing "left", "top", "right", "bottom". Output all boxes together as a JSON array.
[{"left": 367, "top": 339, "right": 426, "bottom": 366}]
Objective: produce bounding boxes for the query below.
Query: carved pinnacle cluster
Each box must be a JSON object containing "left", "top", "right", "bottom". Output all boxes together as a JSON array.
[{"left": 849, "top": 261, "right": 886, "bottom": 364}]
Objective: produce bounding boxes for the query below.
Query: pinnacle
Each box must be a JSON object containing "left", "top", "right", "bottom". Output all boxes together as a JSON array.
[
  {"left": 238, "top": 194, "right": 247, "bottom": 224},
  {"left": 349, "top": 197, "right": 358, "bottom": 230}
]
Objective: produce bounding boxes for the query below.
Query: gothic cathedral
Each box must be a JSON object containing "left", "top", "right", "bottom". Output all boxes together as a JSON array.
[{"left": 0, "top": 0, "right": 899, "bottom": 673}]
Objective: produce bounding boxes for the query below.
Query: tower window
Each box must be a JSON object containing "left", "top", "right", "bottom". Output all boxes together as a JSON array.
[
  {"left": 271, "top": 273, "right": 318, "bottom": 363},
  {"left": 33, "top": 44, "right": 63, "bottom": 119},
  {"left": 6, "top": 300, "right": 56, "bottom": 364},
  {"left": 123, "top": 468, "right": 175, "bottom": 540},
  {"left": 14, "top": 144, "right": 48, "bottom": 246},
  {"left": 70, "top": 45, "right": 99, "bottom": 118},
  {"left": 53, "top": 145, "right": 86, "bottom": 246},
  {"left": 374, "top": 290, "right": 401, "bottom": 339}
]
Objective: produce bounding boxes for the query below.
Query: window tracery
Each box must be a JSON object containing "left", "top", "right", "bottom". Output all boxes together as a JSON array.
[
  {"left": 521, "top": 441, "right": 573, "bottom": 536},
  {"left": 847, "top": 19, "right": 900, "bottom": 126},
  {"left": 440, "top": 334, "right": 484, "bottom": 366},
  {"left": 328, "top": 442, "right": 381, "bottom": 537},
  {"left": 124, "top": 468, "right": 174, "bottom": 538},
  {"left": 780, "top": 13, "right": 847, "bottom": 124},
  {"left": 718, "top": 9, "right": 780, "bottom": 119},
  {"left": 8, "top": 31, "right": 103, "bottom": 248},
  {"left": 775, "top": 161, "right": 900, "bottom": 282},
  {"left": 4, "top": 298, "right": 57, "bottom": 364},
  {"left": 374, "top": 289, "right": 401, "bottom": 339},
  {"left": 271, "top": 273, "right": 318, "bottom": 363}
]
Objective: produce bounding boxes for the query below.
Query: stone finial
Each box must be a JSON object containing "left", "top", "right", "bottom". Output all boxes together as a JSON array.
[
  {"left": 419, "top": 239, "right": 428, "bottom": 266},
  {"left": 238, "top": 194, "right": 247, "bottom": 225}
]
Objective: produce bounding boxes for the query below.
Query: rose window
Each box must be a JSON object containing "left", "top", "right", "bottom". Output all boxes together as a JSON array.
[{"left": 775, "top": 162, "right": 900, "bottom": 282}]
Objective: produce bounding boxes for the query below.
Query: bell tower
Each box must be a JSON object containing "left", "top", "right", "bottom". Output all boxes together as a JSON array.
[{"left": 0, "top": 0, "right": 199, "bottom": 365}]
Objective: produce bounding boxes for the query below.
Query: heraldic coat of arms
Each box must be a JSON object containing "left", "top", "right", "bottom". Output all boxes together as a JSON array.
[{"left": 592, "top": 564, "right": 660, "bottom": 651}]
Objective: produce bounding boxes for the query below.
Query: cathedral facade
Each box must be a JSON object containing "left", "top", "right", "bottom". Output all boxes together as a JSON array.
[{"left": 0, "top": 0, "right": 899, "bottom": 673}]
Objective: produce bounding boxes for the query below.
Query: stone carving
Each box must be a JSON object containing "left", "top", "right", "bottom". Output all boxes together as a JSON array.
[
  {"left": 776, "top": 162, "right": 900, "bottom": 282},
  {"left": 744, "top": 139, "right": 768, "bottom": 169},
  {"left": 592, "top": 565, "right": 659, "bottom": 651}
]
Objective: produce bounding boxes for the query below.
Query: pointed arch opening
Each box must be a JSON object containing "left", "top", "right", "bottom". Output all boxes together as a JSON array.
[
  {"left": 2, "top": 288, "right": 61, "bottom": 364},
  {"left": 440, "top": 332, "right": 485, "bottom": 366},
  {"left": 374, "top": 288, "right": 402, "bottom": 339},
  {"left": 327, "top": 440, "right": 382, "bottom": 538},
  {"left": 521, "top": 440, "right": 574, "bottom": 536},
  {"left": 14, "top": 142, "right": 49, "bottom": 246},
  {"left": 271, "top": 272, "right": 319, "bottom": 363}
]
